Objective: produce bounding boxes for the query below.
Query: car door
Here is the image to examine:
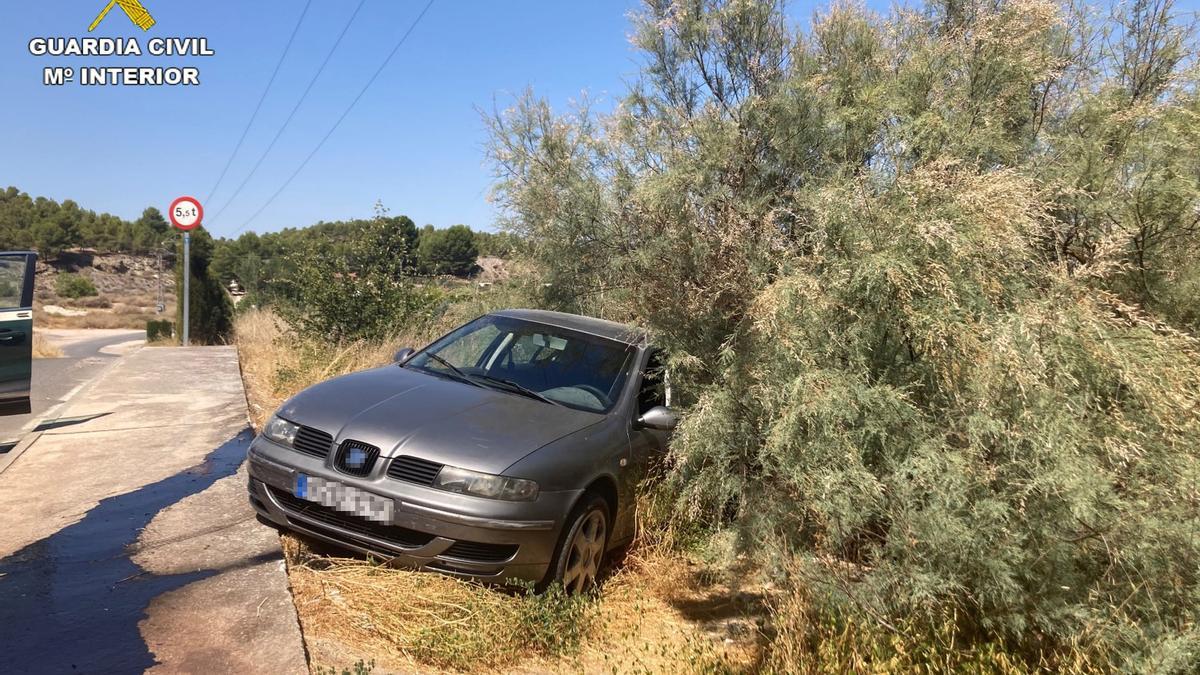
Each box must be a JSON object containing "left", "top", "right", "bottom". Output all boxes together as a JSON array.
[
  {"left": 611, "top": 348, "right": 673, "bottom": 542},
  {"left": 630, "top": 348, "right": 672, "bottom": 458},
  {"left": 0, "top": 252, "right": 37, "bottom": 415}
]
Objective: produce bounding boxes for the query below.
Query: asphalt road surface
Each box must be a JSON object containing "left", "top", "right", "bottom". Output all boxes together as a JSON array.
[{"left": 0, "top": 329, "right": 144, "bottom": 445}]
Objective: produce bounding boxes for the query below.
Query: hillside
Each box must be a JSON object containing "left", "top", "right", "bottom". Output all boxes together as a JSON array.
[{"left": 35, "top": 250, "right": 176, "bottom": 330}]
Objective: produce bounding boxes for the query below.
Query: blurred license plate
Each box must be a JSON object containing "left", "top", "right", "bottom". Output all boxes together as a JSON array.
[{"left": 294, "top": 473, "right": 394, "bottom": 523}]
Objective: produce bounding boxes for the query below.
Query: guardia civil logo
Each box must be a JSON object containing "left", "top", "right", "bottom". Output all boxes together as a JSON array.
[
  {"left": 30, "top": 0, "right": 213, "bottom": 87},
  {"left": 89, "top": 0, "right": 156, "bottom": 32}
]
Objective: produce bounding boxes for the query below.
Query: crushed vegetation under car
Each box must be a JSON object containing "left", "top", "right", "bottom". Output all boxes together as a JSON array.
[{"left": 248, "top": 309, "right": 675, "bottom": 592}]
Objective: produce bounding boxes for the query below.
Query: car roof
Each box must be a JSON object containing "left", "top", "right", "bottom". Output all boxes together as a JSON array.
[{"left": 490, "top": 309, "right": 647, "bottom": 345}]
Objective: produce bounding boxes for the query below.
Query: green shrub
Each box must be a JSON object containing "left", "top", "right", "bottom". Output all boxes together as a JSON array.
[
  {"left": 174, "top": 229, "right": 233, "bottom": 345},
  {"left": 512, "top": 582, "right": 593, "bottom": 658},
  {"left": 487, "top": 0, "right": 1200, "bottom": 668},
  {"left": 417, "top": 224, "right": 479, "bottom": 277},
  {"left": 145, "top": 320, "right": 174, "bottom": 342},
  {"left": 279, "top": 216, "right": 437, "bottom": 341},
  {"left": 55, "top": 273, "right": 98, "bottom": 299},
  {"left": 313, "top": 661, "right": 373, "bottom": 675}
]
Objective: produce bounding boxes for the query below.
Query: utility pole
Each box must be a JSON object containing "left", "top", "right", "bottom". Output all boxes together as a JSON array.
[{"left": 156, "top": 239, "right": 169, "bottom": 314}]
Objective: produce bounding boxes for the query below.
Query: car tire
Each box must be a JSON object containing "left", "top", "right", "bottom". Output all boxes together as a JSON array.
[{"left": 546, "top": 494, "right": 610, "bottom": 594}]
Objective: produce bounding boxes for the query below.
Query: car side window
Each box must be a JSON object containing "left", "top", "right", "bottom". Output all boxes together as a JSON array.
[
  {"left": 638, "top": 350, "right": 667, "bottom": 415},
  {"left": 0, "top": 258, "right": 28, "bottom": 309}
]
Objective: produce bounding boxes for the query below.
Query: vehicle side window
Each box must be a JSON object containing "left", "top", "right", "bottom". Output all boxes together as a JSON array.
[
  {"left": 0, "top": 258, "right": 28, "bottom": 309},
  {"left": 638, "top": 350, "right": 667, "bottom": 415}
]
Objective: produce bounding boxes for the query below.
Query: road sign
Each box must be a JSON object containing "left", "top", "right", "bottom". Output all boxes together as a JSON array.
[
  {"left": 168, "top": 195, "right": 201, "bottom": 346},
  {"left": 169, "top": 196, "right": 203, "bottom": 231}
]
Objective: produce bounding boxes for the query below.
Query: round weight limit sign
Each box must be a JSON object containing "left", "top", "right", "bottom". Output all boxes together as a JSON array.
[
  {"left": 169, "top": 195, "right": 203, "bottom": 347},
  {"left": 169, "top": 196, "right": 203, "bottom": 231}
]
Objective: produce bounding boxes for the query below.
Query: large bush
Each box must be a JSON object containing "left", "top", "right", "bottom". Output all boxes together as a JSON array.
[
  {"left": 211, "top": 211, "right": 421, "bottom": 305},
  {"left": 174, "top": 229, "right": 233, "bottom": 345},
  {"left": 279, "top": 214, "right": 437, "bottom": 341},
  {"left": 488, "top": 0, "right": 1200, "bottom": 668},
  {"left": 417, "top": 224, "right": 479, "bottom": 276},
  {"left": 55, "top": 273, "right": 98, "bottom": 299}
]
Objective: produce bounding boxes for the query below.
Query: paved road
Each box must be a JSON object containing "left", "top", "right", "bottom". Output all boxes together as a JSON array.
[
  {"left": 0, "top": 329, "right": 144, "bottom": 445},
  {"left": 0, "top": 346, "right": 306, "bottom": 674}
]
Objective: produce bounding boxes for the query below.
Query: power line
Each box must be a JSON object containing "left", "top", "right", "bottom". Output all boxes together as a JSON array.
[
  {"left": 208, "top": 0, "right": 369, "bottom": 226},
  {"left": 229, "top": 0, "right": 436, "bottom": 236},
  {"left": 204, "top": 0, "right": 313, "bottom": 205}
]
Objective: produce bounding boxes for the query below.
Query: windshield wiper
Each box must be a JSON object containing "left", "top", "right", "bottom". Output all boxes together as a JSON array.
[
  {"left": 421, "top": 353, "right": 482, "bottom": 388},
  {"left": 473, "top": 374, "right": 563, "bottom": 407},
  {"left": 417, "top": 355, "right": 559, "bottom": 406}
]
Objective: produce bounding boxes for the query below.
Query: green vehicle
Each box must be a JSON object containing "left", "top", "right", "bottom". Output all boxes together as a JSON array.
[{"left": 0, "top": 253, "right": 37, "bottom": 416}]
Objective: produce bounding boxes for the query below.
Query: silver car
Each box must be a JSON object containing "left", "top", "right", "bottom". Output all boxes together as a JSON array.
[{"left": 247, "top": 309, "right": 676, "bottom": 591}]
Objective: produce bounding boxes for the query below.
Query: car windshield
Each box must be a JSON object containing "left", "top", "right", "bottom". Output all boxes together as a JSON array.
[{"left": 405, "top": 315, "right": 635, "bottom": 413}]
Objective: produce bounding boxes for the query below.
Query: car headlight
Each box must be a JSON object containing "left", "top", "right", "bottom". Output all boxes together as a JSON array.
[
  {"left": 263, "top": 415, "right": 300, "bottom": 447},
  {"left": 433, "top": 465, "right": 539, "bottom": 502}
]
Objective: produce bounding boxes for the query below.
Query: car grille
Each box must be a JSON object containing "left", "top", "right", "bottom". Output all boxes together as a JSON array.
[
  {"left": 387, "top": 456, "right": 444, "bottom": 485},
  {"left": 334, "top": 440, "right": 380, "bottom": 477},
  {"left": 268, "top": 486, "right": 435, "bottom": 549},
  {"left": 293, "top": 425, "right": 334, "bottom": 459},
  {"left": 441, "top": 540, "right": 519, "bottom": 564}
]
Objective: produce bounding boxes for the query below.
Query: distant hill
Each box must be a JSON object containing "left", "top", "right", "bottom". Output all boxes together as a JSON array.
[
  {"left": 36, "top": 249, "right": 176, "bottom": 329},
  {"left": 0, "top": 186, "right": 172, "bottom": 258}
]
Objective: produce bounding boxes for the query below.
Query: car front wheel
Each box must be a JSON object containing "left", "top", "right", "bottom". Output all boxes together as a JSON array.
[{"left": 550, "top": 495, "right": 609, "bottom": 594}]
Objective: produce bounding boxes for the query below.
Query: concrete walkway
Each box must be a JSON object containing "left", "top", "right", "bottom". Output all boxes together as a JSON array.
[
  {"left": 0, "top": 346, "right": 307, "bottom": 674},
  {"left": 1, "top": 328, "right": 143, "bottom": 445}
]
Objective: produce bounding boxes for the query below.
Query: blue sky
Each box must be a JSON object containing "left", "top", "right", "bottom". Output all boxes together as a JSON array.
[
  {"left": 3, "top": 1, "right": 650, "bottom": 237},
  {"left": 7, "top": 0, "right": 1161, "bottom": 239},
  {"left": 2, "top": 1, "right": 656, "bottom": 237}
]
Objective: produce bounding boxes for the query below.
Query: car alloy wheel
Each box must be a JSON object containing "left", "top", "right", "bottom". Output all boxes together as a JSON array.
[{"left": 559, "top": 499, "right": 608, "bottom": 593}]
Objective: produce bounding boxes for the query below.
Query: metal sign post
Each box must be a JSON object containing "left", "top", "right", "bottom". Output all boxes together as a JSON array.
[
  {"left": 182, "top": 231, "right": 191, "bottom": 346},
  {"left": 168, "top": 196, "right": 204, "bottom": 347}
]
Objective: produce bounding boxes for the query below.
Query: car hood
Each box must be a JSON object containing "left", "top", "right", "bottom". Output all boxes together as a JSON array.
[{"left": 276, "top": 365, "right": 604, "bottom": 475}]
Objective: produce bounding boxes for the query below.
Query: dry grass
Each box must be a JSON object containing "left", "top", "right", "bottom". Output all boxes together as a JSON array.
[
  {"left": 115, "top": 290, "right": 162, "bottom": 307},
  {"left": 37, "top": 311, "right": 163, "bottom": 330},
  {"left": 36, "top": 288, "right": 174, "bottom": 330},
  {"left": 286, "top": 545, "right": 588, "bottom": 672},
  {"left": 64, "top": 295, "right": 113, "bottom": 309},
  {"left": 33, "top": 332, "right": 63, "bottom": 359},
  {"left": 283, "top": 533, "right": 762, "bottom": 674},
  {"left": 235, "top": 308, "right": 416, "bottom": 428}
]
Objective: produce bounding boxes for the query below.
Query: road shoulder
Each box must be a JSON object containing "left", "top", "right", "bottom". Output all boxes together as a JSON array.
[
  {"left": 135, "top": 460, "right": 308, "bottom": 674},
  {"left": 0, "top": 345, "right": 307, "bottom": 674}
]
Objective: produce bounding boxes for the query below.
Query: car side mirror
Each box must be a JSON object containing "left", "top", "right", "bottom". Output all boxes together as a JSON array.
[
  {"left": 394, "top": 347, "right": 415, "bottom": 364},
  {"left": 637, "top": 406, "right": 678, "bottom": 431}
]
